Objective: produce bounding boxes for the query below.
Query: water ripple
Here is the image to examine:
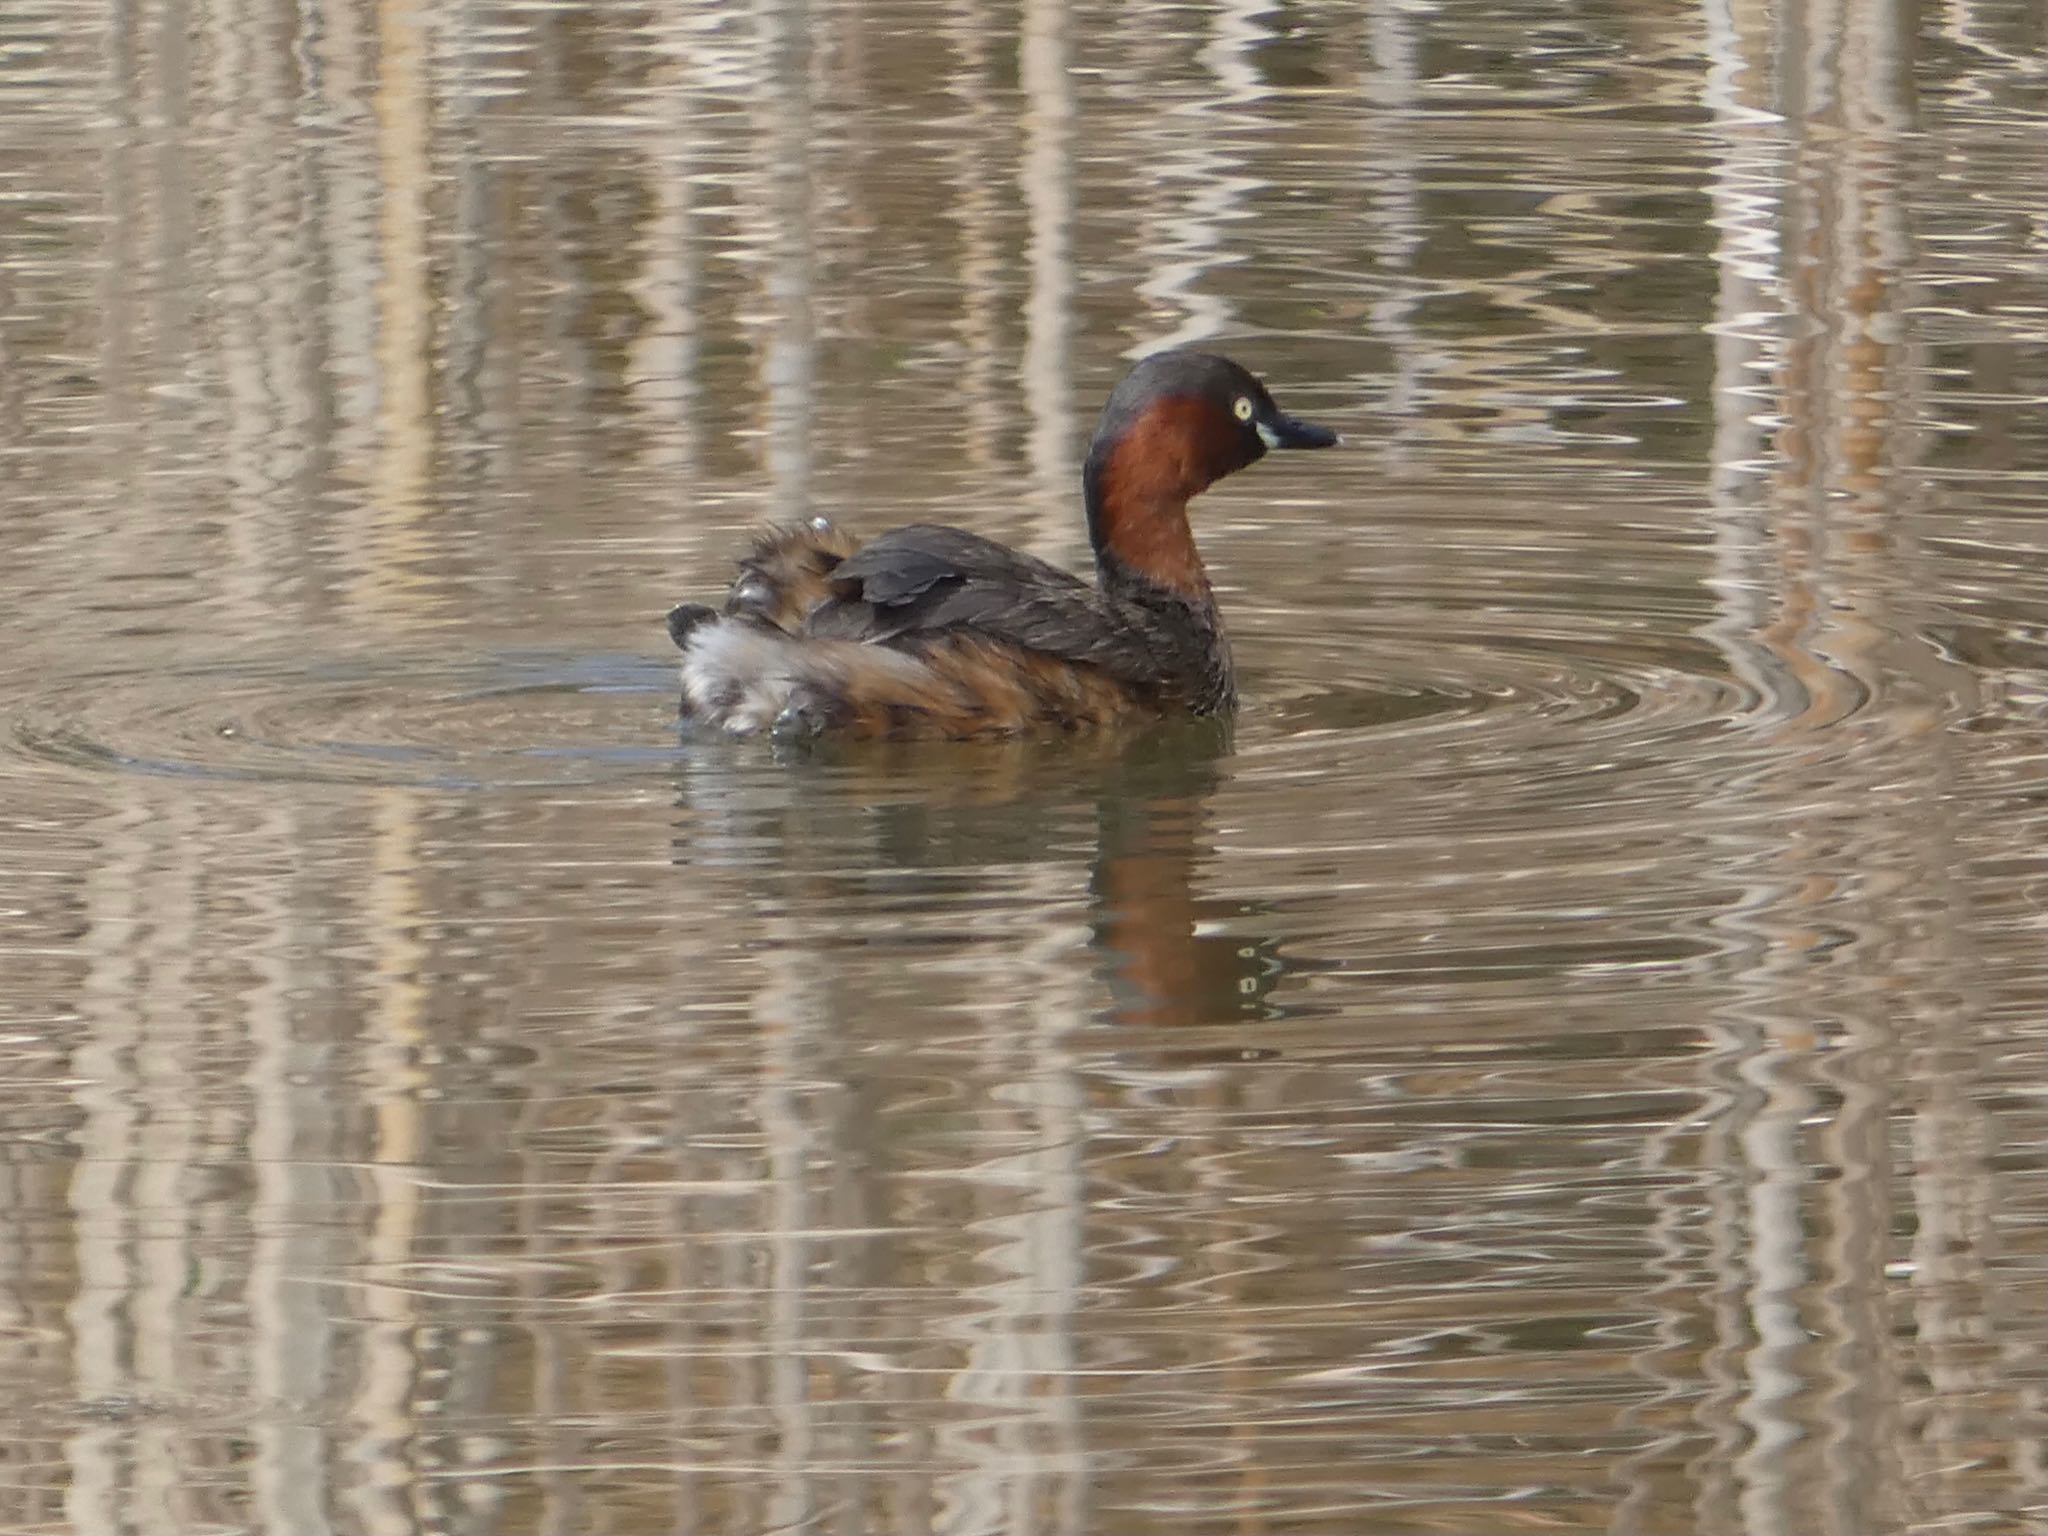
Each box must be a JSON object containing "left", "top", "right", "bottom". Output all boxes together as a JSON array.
[{"left": 9, "top": 650, "right": 676, "bottom": 788}]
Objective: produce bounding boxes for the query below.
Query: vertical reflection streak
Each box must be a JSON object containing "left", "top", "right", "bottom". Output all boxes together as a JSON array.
[
  {"left": 942, "top": 0, "right": 1006, "bottom": 469},
  {"left": 1017, "top": 896, "right": 1088, "bottom": 1536},
  {"left": 67, "top": 7, "right": 178, "bottom": 1532},
  {"left": 339, "top": 5, "right": 437, "bottom": 1519},
  {"left": 1835, "top": 2, "right": 2024, "bottom": 1521},
  {"left": 1130, "top": 0, "right": 1263, "bottom": 356},
  {"left": 935, "top": 872, "right": 1088, "bottom": 1536},
  {"left": 359, "top": 0, "right": 435, "bottom": 624},
  {"left": 1019, "top": 0, "right": 1073, "bottom": 555},
  {"left": 1702, "top": 0, "right": 1792, "bottom": 716},
  {"left": 247, "top": 794, "right": 332, "bottom": 1536},
  {"left": 136, "top": 818, "right": 203, "bottom": 1527},
  {"left": 627, "top": 10, "right": 706, "bottom": 481},
  {"left": 1365, "top": 0, "right": 1428, "bottom": 464},
  {"left": 1809, "top": 17, "right": 1908, "bottom": 1528},
  {"left": 313, "top": 0, "right": 379, "bottom": 487},
  {"left": 1700, "top": 0, "right": 1986, "bottom": 1529},
  {"left": 214, "top": 0, "right": 271, "bottom": 554},
  {"left": 1686, "top": 15, "right": 1783, "bottom": 1530},
  {"left": 65, "top": 803, "right": 151, "bottom": 1536},
  {"left": 1731, "top": 1049, "right": 1810, "bottom": 1536},
  {"left": 751, "top": 0, "right": 814, "bottom": 526},
  {"left": 758, "top": 965, "right": 819, "bottom": 1533},
  {"left": 95, "top": 0, "right": 143, "bottom": 496},
  {"left": 341, "top": 797, "right": 428, "bottom": 1535},
  {"left": 749, "top": 12, "right": 825, "bottom": 1524},
  {"left": 1613, "top": 1112, "right": 1716, "bottom": 1536},
  {"left": 438, "top": 0, "right": 495, "bottom": 489}
]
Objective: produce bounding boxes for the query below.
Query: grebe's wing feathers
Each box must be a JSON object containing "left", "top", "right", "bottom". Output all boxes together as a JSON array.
[
  {"left": 820, "top": 525, "right": 1080, "bottom": 605},
  {"left": 806, "top": 524, "right": 1166, "bottom": 685}
]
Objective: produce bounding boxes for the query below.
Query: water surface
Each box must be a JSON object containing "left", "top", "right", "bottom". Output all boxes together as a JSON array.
[{"left": 4, "top": 1, "right": 2048, "bottom": 1532}]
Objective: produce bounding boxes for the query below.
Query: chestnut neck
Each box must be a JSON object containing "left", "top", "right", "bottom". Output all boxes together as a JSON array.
[{"left": 1083, "top": 396, "right": 1237, "bottom": 605}]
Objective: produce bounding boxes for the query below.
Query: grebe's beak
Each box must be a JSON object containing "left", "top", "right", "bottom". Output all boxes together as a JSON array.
[{"left": 1256, "top": 412, "right": 1341, "bottom": 450}]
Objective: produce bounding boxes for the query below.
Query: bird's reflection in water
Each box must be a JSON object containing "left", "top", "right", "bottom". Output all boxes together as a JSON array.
[
  {"left": 1085, "top": 730, "right": 1288, "bottom": 1032},
  {"left": 669, "top": 721, "right": 1293, "bottom": 1033}
]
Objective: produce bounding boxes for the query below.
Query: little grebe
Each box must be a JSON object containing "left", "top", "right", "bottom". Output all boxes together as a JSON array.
[{"left": 666, "top": 349, "right": 1337, "bottom": 738}]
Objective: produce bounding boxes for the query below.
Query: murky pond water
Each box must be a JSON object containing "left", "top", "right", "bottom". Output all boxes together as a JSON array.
[{"left": 5, "top": 1, "right": 2048, "bottom": 1531}]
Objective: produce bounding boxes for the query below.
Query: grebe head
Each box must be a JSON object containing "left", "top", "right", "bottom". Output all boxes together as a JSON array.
[
  {"left": 1084, "top": 350, "right": 1338, "bottom": 596},
  {"left": 1093, "top": 351, "right": 1338, "bottom": 474}
]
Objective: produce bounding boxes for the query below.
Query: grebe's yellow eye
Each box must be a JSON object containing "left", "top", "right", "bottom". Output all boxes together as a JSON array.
[{"left": 1233, "top": 396, "right": 1254, "bottom": 422}]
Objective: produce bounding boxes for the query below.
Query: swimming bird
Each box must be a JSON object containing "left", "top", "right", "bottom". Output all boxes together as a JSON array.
[{"left": 666, "top": 349, "right": 1337, "bottom": 738}]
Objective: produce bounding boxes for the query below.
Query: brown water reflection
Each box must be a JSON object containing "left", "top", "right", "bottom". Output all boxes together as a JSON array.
[{"left": 6, "top": 0, "right": 2048, "bottom": 1531}]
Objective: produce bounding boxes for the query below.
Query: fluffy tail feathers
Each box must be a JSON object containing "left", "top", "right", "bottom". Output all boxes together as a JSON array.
[{"left": 670, "top": 518, "right": 871, "bottom": 737}]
